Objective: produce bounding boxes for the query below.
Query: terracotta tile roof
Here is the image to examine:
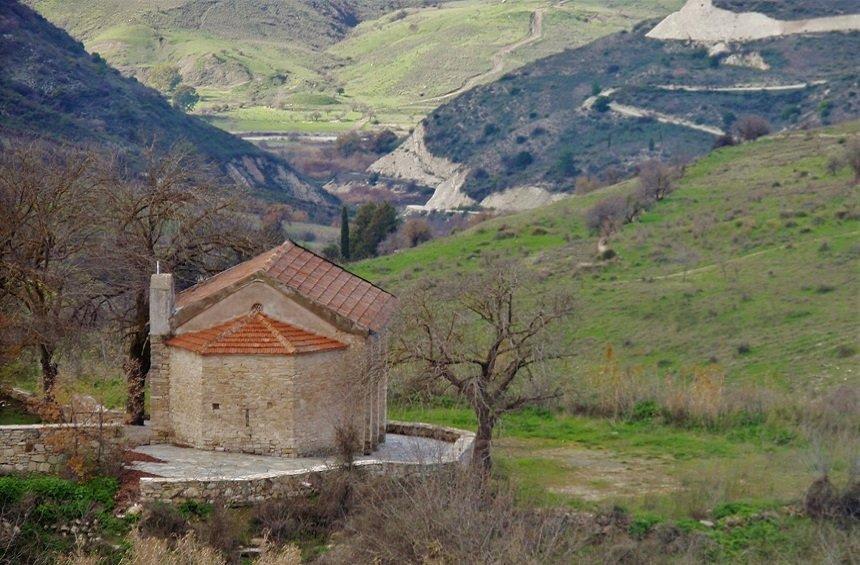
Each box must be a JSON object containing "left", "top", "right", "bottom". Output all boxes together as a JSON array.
[
  {"left": 165, "top": 311, "right": 347, "bottom": 356},
  {"left": 175, "top": 240, "right": 396, "bottom": 333}
]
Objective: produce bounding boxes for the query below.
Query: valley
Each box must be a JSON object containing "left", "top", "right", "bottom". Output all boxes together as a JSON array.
[
  {"left": 24, "top": 0, "right": 682, "bottom": 134},
  {"left": 0, "top": 0, "right": 858, "bottom": 562}
]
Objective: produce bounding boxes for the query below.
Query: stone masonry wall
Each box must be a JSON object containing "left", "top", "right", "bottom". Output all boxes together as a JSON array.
[
  {"left": 138, "top": 421, "right": 475, "bottom": 505},
  {"left": 168, "top": 348, "right": 204, "bottom": 447},
  {"left": 148, "top": 336, "right": 172, "bottom": 439},
  {"left": 199, "top": 354, "right": 299, "bottom": 456},
  {"left": 290, "top": 348, "right": 369, "bottom": 456},
  {"left": 0, "top": 424, "right": 123, "bottom": 474}
]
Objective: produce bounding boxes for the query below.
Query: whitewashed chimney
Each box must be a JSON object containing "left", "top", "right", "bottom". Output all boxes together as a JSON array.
[{"left": 149, "top": 272, "right": 175, "bottom": 336}]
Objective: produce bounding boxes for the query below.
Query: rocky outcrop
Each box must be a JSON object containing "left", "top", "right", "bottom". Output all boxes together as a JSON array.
[
  {"left": 369, "top": 124, "right": 462, "bottom": 188},
  {"left": 647, "top": 0, "right": 860, "bottom": 42}
]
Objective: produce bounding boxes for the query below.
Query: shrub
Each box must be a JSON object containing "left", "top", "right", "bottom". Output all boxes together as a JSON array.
[
  {"left": 593, "top": 96, "right": 611, "bottom": 113},
  {"left": 735, "top": 115, "right": 771, "bottom": 141},
  {"left": 805, "top": 475, "right": 839, "bottom": 519},
  {"left": 327, "top": 469, "right": 580, "bottom": 563},
  {"left": 636, "top": 160, "right": 674, "bottom": 202},
  {"left": 193, "top": 503, "right": 242, "bottom": 559},
  {"left": 713, "top": 134, "right": 736, "bottom": 148},
  {"left": 506, "top": 151, "right": 534, "bottom": 172},
  {"left": 139, "top": 501, "right": 189, "bottom": 539},
  {"left": 846, "top": 139, "right": 860, "bottom": 183},
  {"left": 253, "top": 472, "right": 352, "bottom": 543}
]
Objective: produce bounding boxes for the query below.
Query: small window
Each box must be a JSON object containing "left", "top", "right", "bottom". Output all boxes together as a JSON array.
[{"left": 212, "top": 403, "right": 220, "bottom": 410}]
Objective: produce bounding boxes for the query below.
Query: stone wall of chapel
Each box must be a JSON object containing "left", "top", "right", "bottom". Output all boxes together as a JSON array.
[
  {"left": 291, "top": 348, "right": 369, "bottom": 456},
  {"left": 198, "top": 354, "right": 298, "bottom": 456},
  {"left": 167, "top": 348, "right": 204, "bottom": 446}
]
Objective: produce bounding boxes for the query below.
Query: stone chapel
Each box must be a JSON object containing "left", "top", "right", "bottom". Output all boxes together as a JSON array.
[{"left": 147, "top": 240, "right": 396, "bottom": 457}]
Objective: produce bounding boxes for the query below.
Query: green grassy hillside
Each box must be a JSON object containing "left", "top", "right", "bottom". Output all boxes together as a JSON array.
[
  {"left": 24, "top": 0, "right": 681, "bottom": 133},
  {"left": 356, "top": 123, "right": 860, "bottom": 390}
]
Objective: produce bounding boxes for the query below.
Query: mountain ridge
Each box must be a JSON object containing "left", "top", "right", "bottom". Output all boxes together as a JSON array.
[
  {"left": 373, "top": 9, "right": 859, "bottom": 211},
  {"left": 0, "top": 1, "right": 337, "bottom": 213}
]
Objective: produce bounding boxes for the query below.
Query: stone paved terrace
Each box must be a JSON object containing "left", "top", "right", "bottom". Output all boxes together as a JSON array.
[{"left": 131, "top": 433, "right": 458, "bottom": 480}]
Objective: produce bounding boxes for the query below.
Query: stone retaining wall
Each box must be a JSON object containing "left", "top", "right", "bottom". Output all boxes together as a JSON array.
[
  {"left": 139, "top": 421, "right": 475, "bottom": 505},
  {"left": 0, "top": 423, "right": 123, "bottom": 474}
]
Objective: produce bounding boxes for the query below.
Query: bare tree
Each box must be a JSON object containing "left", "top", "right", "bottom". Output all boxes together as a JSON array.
[
  {"left": 0, "top": 142, "right": 103, "bottom": 400},
  {"left": 585, "top": 194, "right": 632, "bottom": 238},
  {"left": 636, "top": 160, "right": 674, "bottom": 202},
  {"left": 735, "top": 115, "right": 771, "bottom": 141},
  {"left": 97, "top": 144, "right": 279, "bottom": 424},
  {"left": 394, "top": 261, "right": 573, "bottom": 472},
  {"left": 846, "top": 139, "right": 860, "bottom": 184}
]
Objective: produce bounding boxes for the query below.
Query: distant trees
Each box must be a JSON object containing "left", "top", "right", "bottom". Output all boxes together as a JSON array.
[
  {"left": 585, "top": 160, "right": 676, "bottom": 247},
  {"left": 735, "top": 115, "right": 771, "bottom": 141},
  {"left": 349, "top": 202, "right": 399, "bottom": 259},
  {"left": 378, "top": 218, "right": 433, "bottom": 255},
  {"left": 340, "top": 206, "right": 351, "bottom": 260},
  {"left": 394, "top": 260, "right": 573, "bottom": 472},
  {"left": 335, "top": 130, "right": 401, "bottom": 157},
  {"left": 148, "top": 64, "right": 181, "bottom": 93},
  {"left": 553, "top": 149, "right": 579, "bottom": 179},
  {"left": 172, "top": 85, "right": 200, "bottom": 112},
  {"left": 506, "top": 151, "right": 534, "bottom": 172}
]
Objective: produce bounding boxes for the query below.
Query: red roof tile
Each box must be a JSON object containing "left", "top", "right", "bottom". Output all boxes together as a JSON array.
[
  {"left": 175, "top": 241, "right": 396, "bottom": 333},
  {"left": 165, "top": 312, "right": 347, "bottom": 356}
]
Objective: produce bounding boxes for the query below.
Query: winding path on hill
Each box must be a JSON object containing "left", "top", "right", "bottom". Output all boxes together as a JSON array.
[
  {"left": 656, "top": 80, "right": 827, "bottom": 93},
  {"left": 608, "top": 102, "right": 725, "bottom": 136},
  {"left": 417, "top": 8, "right": 545, "bottom": 104},
  {"left": 581, "top": 88, "right": 724, "bottom": 136}
]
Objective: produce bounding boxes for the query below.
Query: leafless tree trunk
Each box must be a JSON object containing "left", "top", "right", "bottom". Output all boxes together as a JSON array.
[
  {"left": 96, "top": 143, "right": 280, "bottom": 424},
  {"left": 394, "top": 260, "right": 573, "bottom": 473}
]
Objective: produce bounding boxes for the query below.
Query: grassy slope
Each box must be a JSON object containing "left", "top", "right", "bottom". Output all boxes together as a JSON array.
[
  {"left": 359, "top": 125, "right": 858, "bottom": 537},
  {"left": 330, "top": 0, "right": 677, "bottom": 110},
  {"left": 26, "top": 0, "right": 680, "bottom": 133},
  {"left": 355, "top": 123, "right": 860, "bottom": 389}
]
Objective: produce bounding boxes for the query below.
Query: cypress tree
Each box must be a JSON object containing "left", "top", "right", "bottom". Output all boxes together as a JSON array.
[{"left": 340, "top": 205, "right": 350, "bottom": 260}]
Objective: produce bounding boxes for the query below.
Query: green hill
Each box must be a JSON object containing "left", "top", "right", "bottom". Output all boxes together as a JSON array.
[
  {"left": 23, "top": 0, "right": 682, "bottom": 133},
  {"left": 0, "top": 2, "right": 336, "bottom": 212},
  {"left": 394, "top": 22, "right": 858, "bottom": 207},
  {"left": 355, "top": 122, "right": 860, "bottom": 390}
]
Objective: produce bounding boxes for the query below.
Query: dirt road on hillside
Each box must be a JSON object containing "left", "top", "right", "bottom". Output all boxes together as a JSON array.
[{"left": 420, "top": 8, "right": 545, "bottom": 104}]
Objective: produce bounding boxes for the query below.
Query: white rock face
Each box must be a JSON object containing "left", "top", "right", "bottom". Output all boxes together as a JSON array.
[
  {"left": 647, "top": 0, "right": 860, "bottom": 42},
  {"left": 368, "top": 123, "right": 462, "bottom": 188},
  {"left": 480, "top": 186, "right": 567, "bottom": 212},
  {"left": 423, "top": 168, "right": 475, "bottom": 210}
]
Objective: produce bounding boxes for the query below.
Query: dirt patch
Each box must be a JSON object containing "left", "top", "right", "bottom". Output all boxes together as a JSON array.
[
  {"left": 500, "top": 439, "right": 680, "bottom": 501},
  {"left": 647, "top": 0, "right": 860, "bottom": 43}
]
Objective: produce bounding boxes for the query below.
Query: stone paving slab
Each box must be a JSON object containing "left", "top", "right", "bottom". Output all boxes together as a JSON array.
[{"left": 130, "top": 433, "right": 455, "bottom": 480}]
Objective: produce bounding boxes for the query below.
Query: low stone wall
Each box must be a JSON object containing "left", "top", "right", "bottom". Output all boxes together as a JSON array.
[
  {"left": 139, "top": 421, "right": 475, "bottom": 505},
  {"left": 0, "top": 423, "right": 123, "bottom": 474},
  {"left": 0, "top": 385, "right": 126, "bottom": 425}
]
